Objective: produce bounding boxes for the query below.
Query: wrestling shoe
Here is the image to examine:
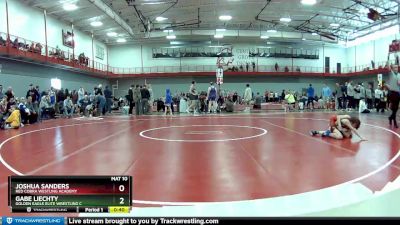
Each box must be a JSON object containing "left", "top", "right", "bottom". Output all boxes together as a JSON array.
[{"left": 310, "top": 130, "right": 318, "bottom": 136}]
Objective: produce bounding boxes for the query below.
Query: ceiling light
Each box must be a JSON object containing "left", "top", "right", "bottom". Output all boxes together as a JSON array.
[
  {"left": 116, "top": 38, "right": 126, "bottom": 43},
  {"left": 107, "top": 32, "right": 118, "bottom": 37},
  {"left": 163, "top": 29, "right": 173, "bottom": 33},
  {"left": 214, "top": 34, "right": 224, "bottom": 39},
  {"left": 267, "top": 29, "right": 277, "bottom": 33},
  {"left": 301, "top": 0, "right": 317, "bottom": 5},
  {"left": 90, "top": 21, "right": 103, "bottom": 27},
  {"left": 216, "top": 28, "right": 226, "bottom": 32},
  {"left": 302, "top": 38, "right": 306, "bottom": 41},
  {"left": 63, "top": 3, "right": 78, "bottom": 11},
  {"left": 260, "top": 35, "right": 269, "bottom": 39},
  {"left": 156, "top": 16, "right": 168, "bottom": 22},
  {"left": 312, "top": 32, "right": 318, "bottom": 35},
  {"left": 219, "top": 15, "right": 232, "bottom": 21},
  {"left": 330, "top": 23, "right": 340, "bottom": 27},
  {"left": 166, "top": 35, "right": 176, "bottom": 39},
  {"left": 280, "top": 17, "right": 291, "bottom": 23}
]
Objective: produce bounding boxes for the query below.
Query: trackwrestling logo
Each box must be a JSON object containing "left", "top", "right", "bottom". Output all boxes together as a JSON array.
[{"left": 6, "top": 218, "right": 12, "bottom": 224}]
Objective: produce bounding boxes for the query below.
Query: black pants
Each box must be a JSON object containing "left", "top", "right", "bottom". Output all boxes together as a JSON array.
[
  {"left": 389, "top": 91, "right": 400, "bottom": 125},
  {"left": 347, "top": 96, "right": 354, "bottom": 109},
  {"left": 128, "top": 100, "right": 134, "bottom": 114},
  {"left": 366, "top": 98, "right": 373, "bottom": 109},
  {"left": 354, "top": 98, "right": 360, "bottom": 109},
  {"left": 307, "top": 97, "right": 314, "bottom": 109}
]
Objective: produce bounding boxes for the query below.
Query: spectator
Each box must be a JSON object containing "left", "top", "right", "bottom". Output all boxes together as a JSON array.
[
  {"left": 246, "top": 62, "right": 249, "bottom": 72},
  {"left": 63, "top": 95, "right": 74, "bottom": 118},
  {"left": 148, "top": 84, "right": 154, "bottom": 110},
  {"left": 275, "top": 63, "right": 279, "bottom": 71},
  {"left": 347, "top": 81, "right": 355, "bottom": 110},
  {"left": 48, "top": 87, "right": 56, "bottom": 108},
  {"left": 96, "top": 92, "right": 106, "bottom": 116},
  {"left": 127, "top": 85, "right": 134, "bottom": 114},
  {"left": 322, "top": 84, "right": 332, "bottom": 109},
  {"left": 225, "top": 96, "right": 234, "bottom": 112},
  {"left": 79, "top": 95, "right": 92, "bottom": 116},
  {"left": 104, "top": 86, "right": 113, "bottom": 114},
  {"left": 39, "top": 94, "right": 55, "bottom": 119},
  {"left": 366, "top": 83, "right": 373, "bottom": 109},
  {"left": 78, "top": 87, "right": 85, "bottom": 106},
  {"left": 354, "top": 83, "right": 361, "bottom": 110},
  {"left": 0, "top": 84, "right": 4, "bottom": 100},
  {"left": 375, "top": 85, "right": 384, "bottom": 112},
  {"left": 165, "top": 89, "right": 173, "bottom": 115},
  {"left": 25, "top": 96, "right": 38, "bottom": 124},
  {"left": 56, "top": 88, "right": 65, "bottom": 114},
  {"left": 0, "top": 36, "right": 5, "bottom": 46},
  {"left": 285, "top": 90, "right": 296, "bottom": 111},
  {"left": 133, "top": 85, "right": 142, "bottom": 115},
  {"left": 3, "top": 105, "right": 21, "bottom": 129},
  {"left": 254, "top": 92, "right": 262, "bottom": 109},
  {"left": 252, "top": 62, "right": 256, "bottom": 72},
  {"left": 71, "top": 90, "right": 78, "bottom": 105},
  {"left": 339, "top": 82, "right": 347, "bottom": 110},
  {"left": 306, "top": 84, "right": 315, "bottom": 110},
  {"left": 5, "top": 86, "right": 14, "bottom": 101},
  {"left": 141, "top": 85, "right": 151, "bottom": 115}
]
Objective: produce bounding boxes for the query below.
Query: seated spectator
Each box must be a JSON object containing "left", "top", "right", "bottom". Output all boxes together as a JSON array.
[
  {"left": 18, "top": 97, "right": 29, "bottom": 124},
  {"left": 296, "top": 66, "right": 301, "bottom": 72},
  {"left": 0, "top": 97, "right": 7, "bottom": 126},
  {"left": 25, "top": 96, "right": 38, "bottom": 124},
  {"left": 3, "top": 105, "right": 21, "bottom": 129},
  {"left": 5, "top": 86, "right": 14, "bottom": 101},
  {"left": 79, "top": 95, "right": 92, "bottom": 116},
  {"left": 39, "top": 94, "right": 55, "bottom": 119},
  {"left": 29, "top": 42, "right": 35, "bottom": 52},
  {"left": 6, "top": 97, "right": 16, "bottom": 114},
  {"left": 225, "top": 96, "right": 234, "bottom": 112},
  {"left": 0, "top": 36, "right": 6, "bottom": 46},
  {"left": 253, "top": 92, "right": 262, "bottom": 109},
  {"left": 12, "top": 38, "right": 18, "bottom": 48},
  {"left": 35, "top": 43, "right": 42, "bottom": 54},
  {"left": 63, "top": 95, "right": 74, "bottom": 118}
]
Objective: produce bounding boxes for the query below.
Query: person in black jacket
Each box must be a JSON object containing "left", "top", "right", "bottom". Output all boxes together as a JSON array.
[
  {"left": 104, "top": 86, "right": 113, "bottom": 114},
  {"left": 141, "top": 85, "right": 151, "bottom": 115},
  {"left": 128, "top": 85, "right": 134, "bottom": 115}
]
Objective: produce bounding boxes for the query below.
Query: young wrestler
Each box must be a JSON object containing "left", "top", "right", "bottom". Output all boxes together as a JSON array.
[{"left": 310, "top": 115, "right": 367, "bottom": 141}]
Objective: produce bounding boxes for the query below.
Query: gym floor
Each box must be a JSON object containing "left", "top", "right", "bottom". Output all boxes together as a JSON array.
[{"left": 0, "top": 112, "right": 399, "bottom": 215}]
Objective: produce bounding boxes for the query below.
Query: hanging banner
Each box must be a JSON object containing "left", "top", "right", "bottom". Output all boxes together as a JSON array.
[
  {"left": 216, "top": 68, "right": 223, "bottom": 84},
  {"left": 377, "top": 74, "right": 382, "bottom": 86}
]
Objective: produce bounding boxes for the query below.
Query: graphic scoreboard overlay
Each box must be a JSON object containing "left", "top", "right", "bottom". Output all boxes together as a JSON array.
[{"left": 8, "top": 176, "right": 132, "bottom": 213}]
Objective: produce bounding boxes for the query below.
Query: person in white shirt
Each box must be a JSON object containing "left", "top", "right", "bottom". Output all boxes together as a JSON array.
[
  {"left": 63, "top": 95, "right": 74, "bottom": 118},
  {"left": 78, "top": 87, "right": 85, "bottom": 106},
  {"left": 347, "top": 81, "right": 354, "bottom": 110},
  {"left": 243, "top": 84, "right": 252, "bottom": 112}
]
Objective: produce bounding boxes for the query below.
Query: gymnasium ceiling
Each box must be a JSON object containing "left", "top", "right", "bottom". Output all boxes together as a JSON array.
[{"left": 24, "top": 0, "right": 400, "bottom": 45}]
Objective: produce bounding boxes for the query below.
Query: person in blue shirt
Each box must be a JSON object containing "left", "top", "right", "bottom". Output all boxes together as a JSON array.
[
  {"left": 165, "top": 89, "right": 172, "bottom": 115},
  {"left": 322, "top": 84, "right": 332, "bottom": 109},
  {"left": 306, "top": 84, "right": 315, "bottom": 110}
]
